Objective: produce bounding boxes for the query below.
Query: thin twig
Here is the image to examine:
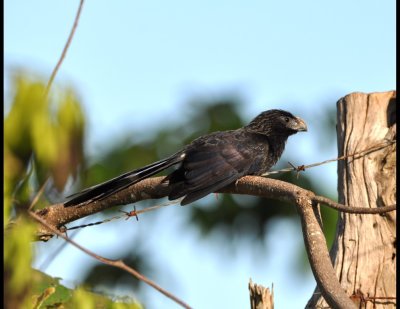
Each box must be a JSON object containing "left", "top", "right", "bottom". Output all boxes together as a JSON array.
[
  {"left": 29, "top": 178, "right": 50, "bottom": 210},
  {"left": 262, "top": 140, "right": 395, "bottom": 177},
  {"left": 44, "top": 0, "right": 85, "bottom": 98},
  {"left": 29, "top": 211, "right": 192, "bottom": 309},
  {"left": 313, "top": 196, "right": 396, "bottom": 214},
  {"left": 38, "top": 226, "right": 82, "bottom": 271}
]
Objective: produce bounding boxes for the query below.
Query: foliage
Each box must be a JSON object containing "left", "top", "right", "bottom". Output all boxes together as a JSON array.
[
  {"left": 32, "top": 269, "right": 142, "bottom": 309},
  {"left": 4, "top": 75, "right": 85, "bottom": 220},
  {"left": 4, "top": 74, "right": 142, "bottom": 308},
  {"left": 4, "top": 217, "right": 36, "bottom": 308}
]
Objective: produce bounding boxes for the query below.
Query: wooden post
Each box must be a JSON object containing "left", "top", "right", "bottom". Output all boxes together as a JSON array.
[{"left": 307, "top": 91, "right": 396, "bottom": 308}]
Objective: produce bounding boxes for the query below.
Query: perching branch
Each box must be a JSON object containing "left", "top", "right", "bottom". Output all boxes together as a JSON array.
[
  {"left": 35, "top": 176, "right": 395, "bottom": 240},
  {"left": 34, "top": 140, "right": 396, "bottom": 238}
]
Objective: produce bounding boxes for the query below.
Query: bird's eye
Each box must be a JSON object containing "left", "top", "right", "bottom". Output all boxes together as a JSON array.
[{"left": 284, "top": 117, "right": 290, "bottom": 122}]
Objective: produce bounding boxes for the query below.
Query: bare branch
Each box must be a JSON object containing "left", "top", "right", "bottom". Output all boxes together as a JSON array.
[
  {"left": 296, "top": 198, "right": 356, "bottom": 309},
  {"left": 29, "top": 211, "right": 192, "bottom": 309},
  {"left": 313, "top": 195, "right": 396, "bottom": 214},
  {"left": 225, "top": 177, "right": 357, "bottom": 308},
  {"left": 34, "top": 176, "right": 396, "bottom": 240},
  {"left": 35, "top": 177, "right": 170, "bottom": 240},
  {"left": 44, "top": 0, "right": 85, "bottom": 98},
  {"left": 29, "top": 178, "right": 49, "bottom": 210}
]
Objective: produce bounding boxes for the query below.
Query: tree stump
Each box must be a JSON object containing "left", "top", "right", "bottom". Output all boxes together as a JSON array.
[
  {"left": 249, "top": 279, "right": 274, "bottom": 309},
  {"left": 307, "top": 91, "right": 396, "bottom": 308}
]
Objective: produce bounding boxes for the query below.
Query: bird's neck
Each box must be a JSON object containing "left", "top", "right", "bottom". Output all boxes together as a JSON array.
[
  {"left": 246, "top": 131, "right": 288, "bottom": 161},
  {"left": 267, "top": 134, "right": 288, "bottom": 160}
]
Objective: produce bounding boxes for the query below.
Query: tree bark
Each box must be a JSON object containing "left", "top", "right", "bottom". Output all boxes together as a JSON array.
[{"left": 307, "top": 91, "right": 396, "bottom": 308}]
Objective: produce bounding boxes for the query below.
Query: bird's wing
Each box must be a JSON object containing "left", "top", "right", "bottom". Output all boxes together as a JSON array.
[
  {"left": 64, "top": 152, "right": 184, "bottom": 206},
  {"left": 168, "top": 142, "right": 253, "bottom": 205}
]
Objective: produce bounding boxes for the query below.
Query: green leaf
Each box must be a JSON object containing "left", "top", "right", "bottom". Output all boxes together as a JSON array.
[{"left": 4, "top": 217, "right": 36, "bottom": 308}]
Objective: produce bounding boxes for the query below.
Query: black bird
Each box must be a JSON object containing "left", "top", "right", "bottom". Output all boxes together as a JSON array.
[{"left": 64, "top": 109, "right": 307, "bottom": 207}]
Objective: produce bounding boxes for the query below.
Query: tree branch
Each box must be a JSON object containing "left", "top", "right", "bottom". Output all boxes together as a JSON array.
[
  {"left": 35, "top": 176, "right": 395, "bottom": 240},
  {"left": 296, "top": 198, "right": 356, "bottom": 309},
  {"left": 313, "top": 195, "right": 396, "bottom": 214},
  {"left": 44, "top": 0, "right": 85, "bottom": 98}
]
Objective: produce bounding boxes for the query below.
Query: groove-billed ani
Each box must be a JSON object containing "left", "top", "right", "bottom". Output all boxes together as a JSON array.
[{"left": 64, "top": 109, "right": 307, "bottom": 206}]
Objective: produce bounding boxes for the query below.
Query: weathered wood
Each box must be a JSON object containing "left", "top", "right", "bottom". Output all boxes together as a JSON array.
[
  {"left": 307, "top": 91, "right": 396, "bottom": 308},
  {"left": 249, "top": 279, "right": 274, "bottom": 309}
]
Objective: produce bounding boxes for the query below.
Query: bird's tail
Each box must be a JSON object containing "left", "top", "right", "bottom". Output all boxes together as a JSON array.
[{"left": 64, "top": 152, "right": 184, "bottom": 207}]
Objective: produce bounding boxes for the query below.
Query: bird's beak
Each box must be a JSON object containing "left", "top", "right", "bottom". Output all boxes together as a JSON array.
[{"left": 295, "top": 117, "right": 308, "bottom": 132}]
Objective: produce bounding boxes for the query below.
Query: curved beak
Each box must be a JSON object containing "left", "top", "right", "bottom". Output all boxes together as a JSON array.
[{"left": 295, "top": 117, "right": 308, "bottom": 132}]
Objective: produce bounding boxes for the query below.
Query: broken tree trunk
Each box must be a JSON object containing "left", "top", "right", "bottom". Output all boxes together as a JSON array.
[
  {"left": 307, "top": 91, "right": 396, "bottom": 308},
  {"left": 249, "top": 279, "right": 274, "bottom": 309}
]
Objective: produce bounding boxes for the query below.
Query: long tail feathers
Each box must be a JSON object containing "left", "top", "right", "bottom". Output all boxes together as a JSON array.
[{"left": 64, "top": 152, "right": 184, "bottom": 207}]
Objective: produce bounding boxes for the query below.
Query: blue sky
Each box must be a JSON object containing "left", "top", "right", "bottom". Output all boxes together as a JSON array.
[{"left": 5, "top": 1, "right": 395, "bottom": 308}]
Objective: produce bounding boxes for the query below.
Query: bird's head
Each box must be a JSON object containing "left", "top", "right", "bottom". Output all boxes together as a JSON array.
[{"left": 245, "top": 109, "right": 308, "bottom": 136}]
